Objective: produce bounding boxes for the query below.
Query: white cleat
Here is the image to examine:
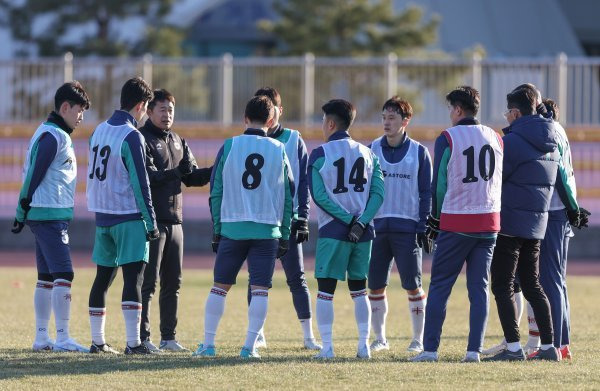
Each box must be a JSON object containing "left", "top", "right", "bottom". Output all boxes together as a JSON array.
[
  {"left": 407, "top": 339, "right": 424, "bottom": 353},
  {"left": 313, "top": 346, "right": 335, "bottom": 360},
  {"left": 303, "top": 338, "right": 322, "bottom": 350},
  {"left": 160, "top": 340, "right": 189, "bottom": 352},
  {"left": 142, "top": 340, "right": 162, "bottom": 353},
  {"left": 410, "top": 351, "right": 438, "bottom": 362},
  {"left": 53, "top": 338, "right": 90, "bottom": 353},
  {"left": 481, "top": 340, "right": 507, "bottom": 356},
  {"left": 370, "top": 339, "right": 390, "bottom": 352},
  {"left": 462, "top": 351, "right": 481, "bottom": 363},
  {"left": 356, "top": 343, "right": 371, "bottom": 359},
  {"left": 255, "top": 333, "right": 267, "bottom": 349},
  {"left": 32, "top": 339, "right": 55, "bottom": 352}
]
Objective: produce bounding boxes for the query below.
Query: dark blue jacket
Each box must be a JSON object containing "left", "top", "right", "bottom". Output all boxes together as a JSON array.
[{"left": 500, "top": 114, "right": 560, "bottom": 239}]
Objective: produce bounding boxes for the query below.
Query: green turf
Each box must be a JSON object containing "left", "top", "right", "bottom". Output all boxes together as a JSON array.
[{"left": 0, "top": 267, "right": 599, "bottom": 390}]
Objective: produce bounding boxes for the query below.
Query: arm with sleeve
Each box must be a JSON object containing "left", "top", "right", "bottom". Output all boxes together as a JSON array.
[
  {"left": 280, "top": 155, "right": 294, "bottom": 240},
  {"left": 358, "top": 155, "right": 385, "bottom": 225},
  {"left": 296, "top": 136, "right": 310, "bottom": 220},
  {"left": 308, "top": 153, "right": 354, "bottom": 225},
  {"left": 145, "top": 142, "right": 182, "bottom": 186},
  {"left": 209, "top": 143, "right": 228, "bottom": 235},
  {"left": 431, "top": 134, "right": 451, "bottom": 218},
  {"left": 182, "top": 138, "right": 212, "bottom": 187},
  {"left": 417, "top": 146, "right": 433, "bottom": 232},
  {"left": 554, "top": 145, "right": 579, "bottom": 212}
]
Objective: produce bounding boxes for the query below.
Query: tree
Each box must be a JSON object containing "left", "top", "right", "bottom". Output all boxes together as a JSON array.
[{"left": 260, "top": 0, "right": 439, "bottom": 57}]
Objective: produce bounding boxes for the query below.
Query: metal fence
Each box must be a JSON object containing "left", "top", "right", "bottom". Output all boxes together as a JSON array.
[{"left": 1, "top": 53, "right": 599, "bottom": 126}]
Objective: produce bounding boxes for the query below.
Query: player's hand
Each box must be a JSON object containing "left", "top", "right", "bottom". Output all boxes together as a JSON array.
[
  {"left": 416, "top": 232, "right": 433, "bottom": 254},
  {"left": 348, "top": 218, "right": 366, "bottom": 243},
  {"left": 293, "top": 218, "right": 309, "bottom": 244},
  {"left": 146, "top": 228, "right": 160, "bottom": 241},
  {"left": 212, "top": 234, "right": 221, "bottom": 253},
  {"left": 425, "top": 215, "right": 440, "bottom": 241},
  {"left": 277, "top": 239, "right": 289, "bottom": 258},
  {"left": 569, "top": 207, "right": 591, "bottom": 229},
  {"left": 11, "top": 219, "right": 24, "bottom": 234},
  {"left": 177, "top": 156, "right": 193, "bottom": 176}
]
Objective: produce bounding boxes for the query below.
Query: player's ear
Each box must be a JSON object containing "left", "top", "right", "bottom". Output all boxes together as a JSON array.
[{"left": 402, "top": 117, "right": 410, "bottom": 127}]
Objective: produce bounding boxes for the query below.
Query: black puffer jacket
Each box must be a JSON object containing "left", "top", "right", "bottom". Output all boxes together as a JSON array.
[{"left": 140, "top": 120, "right": 212, "bottom": 224}]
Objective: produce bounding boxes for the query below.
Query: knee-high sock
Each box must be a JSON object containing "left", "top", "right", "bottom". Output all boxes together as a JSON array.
[
  {"left": 369, "top": 293, "right": 387, "bottom": 341},
  {"left": 526, "top": 302, "right": 540, "bottom": 348},
  {"left": 300, "top": 318, "right": 315, "bottom": 340},
  {"left": 204, "top": 287, "right": 227, "bottom": 346},
  {"left": 34, "top": 281, "right": 53, "bottom": 343},
  {"left": 244, "top": 290, "right": 269, "bottom": 350},
  {"left": 515, "top": 290, "right": 524, "bottom": 324},
  {"left": 408, "top": 288, "right": 427, "bottom": 342},
  {"left": 351, "top": 289, "right": 370, "bottom": 346},
  {"left": 52, "top": 279, "right": 72, "bottom": 343},
  {"left": 89, "top": 307, "right": 106, "bottom": 345},
  {"left": 122, "top": 302, "right": 142, "bottom": 347},
  {"left": 316, "top": 291, "right": 334, "bottom": 350}
]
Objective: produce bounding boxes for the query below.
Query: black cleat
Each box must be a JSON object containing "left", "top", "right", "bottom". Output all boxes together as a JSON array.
[
  {"left": 90, "top": 343, "right": 120, "bottom": 354},
  {"left": 529, "top": 347, "right": 561, "bottom": 361},
  {"left": 482, "top": 348, "right": 526, "bottom": 362},
  {"left": 124, "top": 343, "right": 155, "bottom": 355}
]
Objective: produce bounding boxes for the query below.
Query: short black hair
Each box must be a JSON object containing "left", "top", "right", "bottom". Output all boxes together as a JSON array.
[
  {"left": 382, "top": 96, "right": 413, "bottom": 119},
  {"left": 254, "top": 87, "right": 281, "bottom": 107},
  {"left": 507, "top": 88, "right": 537, "bottom": 116},
  {"left": 54, "top": 81, "right": 90, "bottom": 112},
  {"left": 446, "top": 86, "right": 480, "bottom": 116},
  {"left": 245, "top": 95, "right": 274, "bottom": 124},
  {"left": 322, "top": 99, "right": 356, "bottom": 130},
  {"left": 148, "top": 89, "right": 175, "bottom": 111},
  {"left": 542, "top": 98, "right": 559, "bottom": 121},
  {"left": 120, "top": 77, "right": 153, "bottom": 112}
]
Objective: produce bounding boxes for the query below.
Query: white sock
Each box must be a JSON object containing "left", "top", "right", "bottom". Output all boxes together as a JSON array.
[
  {"left": 52, "top": 279, "right": 72, "bottom": 343},
  {"left": 369, "top": 293, "right": 387, "bottom": 341},
  {"left": 300, "top": 318, "right": 315, "bottom": 340},
  {"left": 244, "top": 289, "right": 268, "bottom": 350},
  {"left": 121, "top": 301, "right": 142, "bottom": 348},
  {"left": 351, "top": 289, "right": 370, "bottom": 347},
  {"left": 408, "top": 288, "right": 427, "bottom": 342},
  {"left": 316, "top": 291, "right": 334, "bottom": 351},
  {"left": 526, "top": 302, "right": 540, "bottom": 348},
  {"left": 507, "top": 342, "right": 522, "bottom": 352},
  {"left": 34, "top": 281, "right": 53, "bottom": 343},
  {"left": 515, "top": 291, "right": 524, "bottom": 323},
  {"left": 89, "top": 307, "right": 106, "bottom": 345},
  {"left": 204, "top": 287, "right": 227, "bottom": 346},
  {"left": 540, "top": 344, "right": 553, "bottom": 350}
]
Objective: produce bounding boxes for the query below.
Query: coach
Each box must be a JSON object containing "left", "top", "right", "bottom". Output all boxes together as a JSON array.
[{"left": 139, "top": 89, "right": 212, "bottom": 352}]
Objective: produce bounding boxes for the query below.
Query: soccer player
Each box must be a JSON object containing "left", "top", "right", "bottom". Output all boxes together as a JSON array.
[
  {"left": 86, "top": 77, "right": 159, "bottom": 355},
  {"left": 412, "top": 86, "right": 503, "bottom": 363},
  {"left": 139, "top": 89, "right": 213, "bottom": 352},
  {"left": 248, "top": 87, "right": 321, "bottom": 351},
  {"left": 367, "top": 96, "right": 432, "bottom": 354},
  {"left": 12, "top": 81, "right": 90, "bottom": 352},
  {"left": 193, "top": 95, "right": 294, "bottom": 359},
  {"left": 309, "top": 99, "right": 385, "bottom": 359}
]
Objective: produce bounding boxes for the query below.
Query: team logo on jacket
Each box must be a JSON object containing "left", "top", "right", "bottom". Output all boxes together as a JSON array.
[
  {"left": 174, "top": 142, "right": 181, "bottom": 150},
  {"left": 156, "top": 143, "right": 163, "bottom": 150}
]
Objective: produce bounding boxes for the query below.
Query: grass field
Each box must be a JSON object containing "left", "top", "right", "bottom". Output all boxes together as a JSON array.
[{"left": 1, "top": 267, "right": 599, "bottom": 390}]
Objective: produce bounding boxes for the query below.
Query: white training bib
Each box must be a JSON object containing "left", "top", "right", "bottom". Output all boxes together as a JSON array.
[{"left": 549, "top": 122, "right": 577, "bottom": 211}]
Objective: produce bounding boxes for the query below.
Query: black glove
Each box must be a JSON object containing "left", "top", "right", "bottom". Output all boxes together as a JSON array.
[
  {"left": 277, "top": 239, "right": 289, "bottom": 258},
  {"left": 212, "top": 234, "right": 221, "bottom": 253},
  {"left": 569, "top": 207, "right": 591, "bottom": 229},
  {"left": 177, "top": 156, "right": 193, "bottom": 176},
  {"left": 416, "top": 232, "right": 433, "bottom": 254},
  {"left": 11, "top": 219, "right": 24, "bottom": 234},
  {"left": 425, "top": 215, "right": 440, "bottom": 241},
  {"left": 293, "top": 218, "right": 309, "bottom": 244},
  {"left": 146, "top": 227, "right": 160, "bottom": 241},
  {"left": 348, "top": 217, "right": 366, "bottom": 243}
]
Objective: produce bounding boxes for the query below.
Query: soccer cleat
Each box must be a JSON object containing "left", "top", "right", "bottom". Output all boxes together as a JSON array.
[
  {"left": 160, "top": 340, "right": 189, "bottom": 352},
  {"left": 254, "top": 333, "right": 267, "bottom": 349},
  {"left": 303, "top": 338, "right": 322, "bottom": 350},
  {"left": 462, "top": 351, "right": 480, "bottom": 363},
  {"left": 370, "top": 339, "right": 390, "bottom": 352},
  {"left": 481, "top": 340, "right": 507, "bottom": 356},
  {"left": 528, "top": 347, "right": 561, "bottom": 361},
  {"left": 142, "top": 340, "right": 162, "bottom": 353},
  {"left": 313, "top": 346, "right": 335, "bottom": 360},
  {"left": 407, "top": 339, "right": 424, "bottom": 353},
  {"left": 192, "top": 343, "right": 216, "bottom": 357},
  {"left": 410, "top": 351, "right": 438, "bottom": 362},
  {"left": 482, "top": 349, "right": 526, "bottom": 362},
  {"left": 240, "top": 346, "right": 261, "bottom": 359},
  {"left": 559, "top": 345, "right": 572, "bottom": 360},
  {"left": 32, "top": 339, "right": 55, "bottom": 352},
  {"left": 524, "top": 341, "right": 540, "bottom": 355},
  {"left": 124, "top": 343, "right": 154, "bottom": 355},
  {"left": 53, "top": 338, "right": 90, "bottom": 353},
  {"left": 356, "top": 344, "right": 371, "bottom": 359},
  {"left": 89, "top": 343, "right": 120, "bottom": 354}
]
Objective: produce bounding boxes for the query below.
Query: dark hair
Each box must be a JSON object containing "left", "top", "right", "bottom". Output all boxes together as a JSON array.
[
  {"left": 382, "top": 96, "right": 413, "bottom": 119},
  {"left": 446, "top": 86, "right": 480, "bottom": 116},
  {"left": 254, "top": 87, "right": 281, "bottom": 107},
  {"left": 245, "top": 95, "right": 274, "bottom": 124},
  {"left": 148, "top": 89, "right": 175, "bottom": 111},
  {"left": 120, "top": 77, "right": 153, "bottom": 112},
  {"left": 54, "top": 81, "right": 90, "bottom": 112},
  {"left": 506, "top": 88, "right": 536, "bottom": 116},
  {"left": 322, "top": 99, "right": 356, "bottom": 130},
  {"left": 542, "top": 98, "right": 559, "bottom": 121}
]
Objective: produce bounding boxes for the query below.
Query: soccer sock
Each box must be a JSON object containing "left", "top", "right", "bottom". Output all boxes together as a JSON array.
[
  {"left": 515, "top": 291, "right": 524, "bottom": 323},
  {"left": 316, "top": 291, "right": 334, "bottom": 350},
  {"left": 368, "top": 293, "right": 387, "bottom": 341},
  {"left": 540, "top": 344, "right": 553, "bottom": 350},
  {"left": 34, "top": 281, "right": 53, "bottom": 343},
  {"left": 244, "top": 290, "right": 268, "bottom": 350},
  {"left": 300, "top": 318, "right": 315, "bottom": 340},
  {"left": 204, "top": 287, "right": 227, "bottom": 346},
  {"left": 351, "top": 289, "right": 370, "bottom": 347},
  {"left": 52, "top": 279, "right": 72, "bottom": 343},
  {"left": 506, "top": 342, "right": 522, "bottom": 352},
  {"left": 89, "top": 307, "right": 106, "bottom": 345},
  {"left": 121, "top": 301, "right": 142, "bottom": 348},
  {"left": 526, "top": 302, "right": 540, "bottom": 348},
  {"left": 408, "top": 288, "right": 427, "bottom": 342}
]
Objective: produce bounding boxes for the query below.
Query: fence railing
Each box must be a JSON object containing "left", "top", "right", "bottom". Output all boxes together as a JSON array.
[{"left": 1, "top": 53, "right": 599, "bottom": 127}]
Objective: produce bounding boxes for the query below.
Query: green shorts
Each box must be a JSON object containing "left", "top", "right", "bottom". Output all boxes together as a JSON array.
[
  {"left": 314, "top": 238, "right": 372, "bottom": 281},
  {"left": 92, "top": 220, "right": 149, "bottom": 267}
]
